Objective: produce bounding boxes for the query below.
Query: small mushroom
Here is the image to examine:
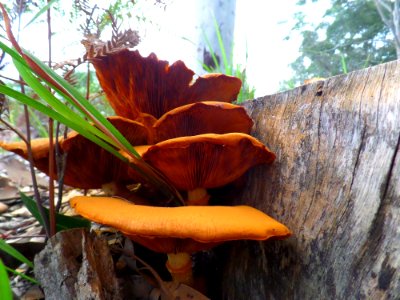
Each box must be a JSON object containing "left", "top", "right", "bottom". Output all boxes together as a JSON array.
[
  {"left": 70, "top": 196, "right": 291, "bottom": 285},
  {"left": 138, "top": 133, "right": 276, "bottom": 205}
]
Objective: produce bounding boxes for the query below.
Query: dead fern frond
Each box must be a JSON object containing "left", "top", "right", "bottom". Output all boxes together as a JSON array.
[
  {"left": 52, "top": 58, "right": 86, "bottom": 84},
  {"left": 82, "top": 29, "right": 140, "bottom": 60}
]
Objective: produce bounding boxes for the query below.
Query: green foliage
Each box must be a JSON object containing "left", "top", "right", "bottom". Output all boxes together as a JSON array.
[
  {"left": 71, "top": 0, "right": 139, "bottom": 37},
  {"left": 0, "top": 36, "right": 182, "bottom": 205},
  {"left": 70, "top": 68, "right": 115, "bottom": 117},
  {"left": 0, "top": 238, "right": 38, "bottom": 292},
  {"left": 4, "top": 264, "right": 38, "bottom": 284},
  {"left": 20, "top": 192, "right": 91, "bottom": 231},
  {"left": 0, "top": 239, "right": 33, "bottom": 269},
  {"left": 23, "top": 0, "right": 60, "bottom": 29},
  {"left": 201, "top": 17, "right": 255, "bottom": 103},
  {"left": 0, "top": 259, "right": 12, "bottom": 300},
  {"left": 286, "top": 0, "right": 397, "bottom": 86}
]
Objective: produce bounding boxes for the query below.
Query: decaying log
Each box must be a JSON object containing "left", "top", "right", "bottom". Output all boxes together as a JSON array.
[
  {"left": 34, "top": 228, "right": 121, "bottom": 300},
  {"left": 220, "top": 60, "right": 400, "bottom": 299}
]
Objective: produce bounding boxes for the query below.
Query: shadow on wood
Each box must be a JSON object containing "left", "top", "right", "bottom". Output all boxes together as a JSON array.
[{"left": 220, "top": 60, "right": 400, "bottom": 299}]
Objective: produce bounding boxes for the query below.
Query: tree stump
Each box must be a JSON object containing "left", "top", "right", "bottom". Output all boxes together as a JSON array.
[
  {"left": 220, "top": 60, "right": 400, "bottom": 299},
  {"left": 34, "top": 228, "right": 121, "bottom": 300}
]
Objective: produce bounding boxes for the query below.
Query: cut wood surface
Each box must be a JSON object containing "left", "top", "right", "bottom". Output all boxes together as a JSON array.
[{"left": 221, "top": 60, "right": 400, "bottom": 299}]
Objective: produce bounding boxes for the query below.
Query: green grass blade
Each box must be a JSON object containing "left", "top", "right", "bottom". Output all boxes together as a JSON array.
[
  {"left": 5, "top": 266, "right": 38, "bottom": 285},
  {"left": 0, "top": 41, "right": 117, "bottom": 150},
  {"left": 28, "top": 107, "right": 48, "bottom": 137},
  {"left": 0, "top": 85, "right": 125, "bottom": 159},
  {"left": 23, "top": 0, "right": 60, "bottom": 29},
  {"left": 201, "top": 27, "right": 220, "bottom": 71},
  {"left": 0, "top": 260, "right": 13, "bottom": 300},
  {"left": 13, "top": 59, "right": 116, "bottom": 146},
  {"left": 212, "top": 15, "right": 230, "bottom": 75},
  {"left": 0, "top": 41, "right": 30, "bottom": 69},
  {"left": 340, "top": 53, "right": 348, "bottom": 74},
  {"left": 25, "top": 54, "right": 184, "bottom": 205},
  {"left": 0, "top": 239, "right": 33, "bottom": 269},
  {"left": 20, "top": 192, "right": 91, "bottom": 232},
  {"left": 28, "top": 53, "right": 144, "bottom": 159},
  {"left": 0, "top": 42, "right": 184, "bottom": 205},
  {"left": 201, "top": 63, "right": 213, "bottom": 72}
]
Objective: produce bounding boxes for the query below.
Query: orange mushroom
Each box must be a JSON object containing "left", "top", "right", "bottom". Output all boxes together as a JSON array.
[
  {"left": 0, "top": 116, "right": 148, "bottom": 189},
  {"left": 136, "top": 133, "right": 276, "bottom": 205},
  {"left": 70, "top": 196, "right": 291, "bottom": 285},
  {"left": 0, "top": 103, "right": 253, "bottom": 194},
  {"left": 151, "top": 101, "right": 253, "bottom": 143},
  {"left": 91, "top": 49, "right": 242, "bottom": 120}
]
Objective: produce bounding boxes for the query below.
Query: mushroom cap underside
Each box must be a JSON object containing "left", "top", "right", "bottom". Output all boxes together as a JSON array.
[
  {"left": 92, "top": 49, "right": 242, "bottom": 119},
  {"left": 140, "top": 133, "right": 276, "bottom": 190}
]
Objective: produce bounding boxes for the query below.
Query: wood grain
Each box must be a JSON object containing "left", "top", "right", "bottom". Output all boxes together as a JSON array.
[{"left": 220, "top": 60, "right": 400, "bottom": 299}]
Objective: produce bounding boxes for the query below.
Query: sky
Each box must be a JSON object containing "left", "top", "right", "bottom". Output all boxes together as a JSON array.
[
  {"left": 15, "top": 0, "right": 330, "bottom": 98},
  {"left": 132, "top": 0, "right": 330, "bottom": 96}
]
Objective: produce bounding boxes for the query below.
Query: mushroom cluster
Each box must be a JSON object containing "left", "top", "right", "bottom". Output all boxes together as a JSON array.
[{"left": 1, "top": 49, "right": 291, "bottom": 288}]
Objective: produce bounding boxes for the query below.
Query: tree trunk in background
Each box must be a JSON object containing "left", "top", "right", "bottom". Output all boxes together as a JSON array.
[
  {"left": 374, "top": 0, "right": 400, "bottom": 58},
  {"left": 219, "top": 60, "right": 400, "bottom": 299},
  {"left": 195, "top": 0, "right": 236, "bottom": 72}
]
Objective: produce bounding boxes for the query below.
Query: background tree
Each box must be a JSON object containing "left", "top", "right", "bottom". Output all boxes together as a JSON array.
[
  {"left": 374, "top": 0, "right": 400, "bottom": 56},
  {"left": 194, "top": 0, "right": 236, "bottom": 73},
  {"left": 284, "top": 0, "right": 398, "bottom": 87}
]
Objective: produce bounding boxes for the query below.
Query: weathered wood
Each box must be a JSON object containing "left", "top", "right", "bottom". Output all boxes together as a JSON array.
[
  {"left": 221, "top": 60, "right": 400, "bottom": 299},
  {"left": 34, "top": 228, "right": 121, "bottom": 300}
]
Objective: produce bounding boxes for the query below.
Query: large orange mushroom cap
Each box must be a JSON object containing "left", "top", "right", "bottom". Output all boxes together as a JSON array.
[
  {"left": 70, "top": 196, "right": 291, "bottom": 253},
  {"left": 140, "top": 133, "right": 276, "bottom": 191},
  {"left": 91, "top": 49, "right": 242, "bottom": 120},
  {"left": 151, "top": 101, "right": 254, "bottom": 143}
]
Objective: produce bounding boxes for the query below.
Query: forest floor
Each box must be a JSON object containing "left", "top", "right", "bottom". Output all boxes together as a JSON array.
[{"left": 0, "top": 153, "right": 213, "bottom": 299}]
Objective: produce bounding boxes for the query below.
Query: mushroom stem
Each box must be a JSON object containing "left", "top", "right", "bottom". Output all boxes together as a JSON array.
[
  {"left": 187, "top": 188, "right": 210, "bottom": 205},
  {"left": 166, "top": 252, "right": 193, "bottom": 286}
]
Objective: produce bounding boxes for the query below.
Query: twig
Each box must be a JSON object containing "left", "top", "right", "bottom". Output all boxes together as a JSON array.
[
  {"left": 0, "top": 117, "right": 29, "bottom": 144},
  {"left": 14, "top": 2, "right": 51, "bottom": 238},
  {"left": 113, "top": 246, "right": 174, "bottom": 299},
  {"left": 22, "top": 103, "right": 51, "bottom": 237},
  {"left": 55, "top": 122, "right": 68, "bottom": 212},
  {"left": 47, "top": 0, "right": 56, "bottom": 237},
  {"left": 86, "top": 61, "right": 90, "bottom": 100},
  {"left": 0, "top": 74, "right": 26, "bottom": 85}
]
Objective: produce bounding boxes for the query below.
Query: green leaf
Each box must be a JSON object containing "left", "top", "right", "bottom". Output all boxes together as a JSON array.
[
  {"left": 13, "top": 59, "right": 117, "bottom": 147},
  {"left": 0, "top": 40, "right": 184, "bottom": 205},
  {"left": 0, "top": 85, "right": 128, "bottom": 161},
  {"left": 0, "top": 260, "right": 12, "bottom": 300},
  {"left": 28, "top": 107, "right": 49, "bottom": 137},
  {"left": 212, "top": 14, "right": 230, "bottom": 74},
  {"left": 0, "top": 239, "right": 33, "bottom": 269},
  {"left": 5, "top": 266, "right": 38, "bottom": 285},
  {"left": 201, "top": 27, "right": 220, "bottom": 71},
  {"left": 24, "top": 0, "right": 60, "bottom": 29},
  {"left": 20, "top": 192, "right": 91, "bottom": 231},
  {"left": 26, "top": 53, "right": 184, "bottom": 205},
  {"left": 0, "top": 40, "right": 31, "bottom": 69},
  {"left": 340, "top": 53, "right": 348, "bottom": 74}
]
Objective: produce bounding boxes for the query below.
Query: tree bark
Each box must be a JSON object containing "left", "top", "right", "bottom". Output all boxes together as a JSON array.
[
  {"left": 220, "top": 60, "right": 400, "bottom": 299},
  {"left": 34, "top": 228, "right": 121, "bottom": 300}
]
